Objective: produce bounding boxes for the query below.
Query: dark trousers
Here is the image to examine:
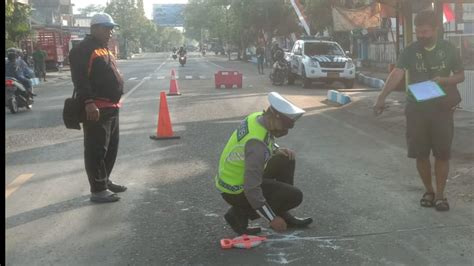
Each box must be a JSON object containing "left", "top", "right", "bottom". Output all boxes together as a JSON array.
[
  {"left": 17, "top": 76, "right": 32, "bottom": 92},
  {"left": 83, "top": 108, "right": 120, "bottom": 193},
  {"left": 222, "top": 154, "right": 303, "bottom": 220},
  {"left": 257, "top": 57, "right": 264, "bottom": 74}
]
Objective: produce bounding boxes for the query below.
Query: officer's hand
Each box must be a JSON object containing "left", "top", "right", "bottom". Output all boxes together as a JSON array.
[
  {"left": 270, "top": 216, "right": 287, "bottom": 232},
  {"left": 277, "top": 148, "right": 295, "bottom": 160},
  {"left": 85, "top": 102, "right": 100, "bottom": 121},
  {"left": 373, "top": 96, "right": 386, "bottom": 116}
]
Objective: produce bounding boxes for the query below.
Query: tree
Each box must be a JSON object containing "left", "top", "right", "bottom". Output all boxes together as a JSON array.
[
  {"left": 5, "top": 1, "right": 32, "bottom": 48},
  {"left": 184, "top": 0, "right": 298, "bottom": 61},
  {"left": 78, "top": 4, "right": 105, "bottom": 16}
]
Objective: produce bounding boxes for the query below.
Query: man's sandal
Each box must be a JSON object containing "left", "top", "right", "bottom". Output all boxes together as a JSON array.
[
  {"left": 434, "top": 198, "right": 450, "bottom": 211},
  {"left": 420, "top": 192, "right": 435, "bottom": 207}
]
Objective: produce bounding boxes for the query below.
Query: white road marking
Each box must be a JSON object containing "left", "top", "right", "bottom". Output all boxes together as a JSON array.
[
  {"left": 157, "top": 76, "right": 165, "bottom": 80},
  {"left": 128, "top": 77, "right": 138, "bottom": 81},
  {"left": 185, "top": 75, "right": 192, "bottom": 79},
  {"left": 120, "top": 61, "right": 167, "bottom": 103},
  {"left": 199, "top": 76, "right": 206, "bottom": 79},
  {"left": 144, "top": 76, "right": 151, "bottom": 80},
  {"left": 206, "top": 60, "right": 225, "bottom": 69}
]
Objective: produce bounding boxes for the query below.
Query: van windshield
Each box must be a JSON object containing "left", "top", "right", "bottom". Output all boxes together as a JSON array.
[{"left": 304, "top": 43, "right": 344, "bottom": 56}]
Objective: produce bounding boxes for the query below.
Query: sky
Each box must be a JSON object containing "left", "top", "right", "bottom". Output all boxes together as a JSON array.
[{"left": 71, "top": 0, "right": 188, "bottom": 20}]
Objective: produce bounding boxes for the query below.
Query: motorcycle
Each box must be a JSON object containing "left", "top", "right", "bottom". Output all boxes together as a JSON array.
[
  {"left": 5, "top": 77, "right": 34, "bottom": 113},
  {"left": 269, "top": 59, "right": 289, "bottom": 86},
  {"left": 179, "top": 55, "right": 187, "bottom": 67}
]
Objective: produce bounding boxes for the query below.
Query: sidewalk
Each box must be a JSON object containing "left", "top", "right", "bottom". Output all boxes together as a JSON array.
[{"left": 40, "top": 66, "right": 71, "bottom": 85}]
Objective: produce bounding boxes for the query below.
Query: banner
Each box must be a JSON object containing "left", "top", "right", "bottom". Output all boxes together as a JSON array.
[
  {"left": 290, "top": 0, "right": 310, "bottom": 36},
  {"left": 332, "top": 4, "right": 381, "bottom": 32}
]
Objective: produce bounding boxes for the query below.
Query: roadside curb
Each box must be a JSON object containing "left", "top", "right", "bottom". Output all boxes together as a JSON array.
[
  {"left": 327, "top": 89, "right": 351, "bottom": 105},
  {"left": 356, "top": 72, "right": 385, "bottom": 89}
]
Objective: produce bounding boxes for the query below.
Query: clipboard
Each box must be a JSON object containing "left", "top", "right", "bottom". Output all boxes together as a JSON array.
[{"left": 407, "top": 80, "right": 446, "bottom": 102}]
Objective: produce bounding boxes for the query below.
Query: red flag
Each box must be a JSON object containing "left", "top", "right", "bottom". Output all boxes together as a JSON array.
[{"left": 443, "top": 3, "right": 455, "bottom": 23}]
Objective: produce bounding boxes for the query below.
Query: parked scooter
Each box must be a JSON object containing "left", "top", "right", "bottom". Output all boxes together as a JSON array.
[
  {"left": 5, "top": 77, "right": 34, "bottom": 113},
  {"left": 269, "top": 59, "right": 289, "bottom": 86}
]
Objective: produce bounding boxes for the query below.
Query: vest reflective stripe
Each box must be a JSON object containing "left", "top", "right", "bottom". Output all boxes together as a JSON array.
[
  {"left": 215, "top": 112, "right": 274, "bottom": 194},
  {"left": 217, "top": 177, "right": 243, "bottom": 193}
]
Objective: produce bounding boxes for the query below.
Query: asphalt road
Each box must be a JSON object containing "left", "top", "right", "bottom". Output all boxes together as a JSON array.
[{"left": 5, "top": 52, "right": 473, "bottom": 265}]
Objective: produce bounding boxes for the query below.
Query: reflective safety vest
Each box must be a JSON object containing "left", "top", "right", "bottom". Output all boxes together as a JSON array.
[{"left": 215, "top": 112, "right": 274, "bottom": 194}]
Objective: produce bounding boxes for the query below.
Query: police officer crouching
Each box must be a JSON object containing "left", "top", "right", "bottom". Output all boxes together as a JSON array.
[{"left": 216, "top": 92, "right": 313, "bottom": 235}]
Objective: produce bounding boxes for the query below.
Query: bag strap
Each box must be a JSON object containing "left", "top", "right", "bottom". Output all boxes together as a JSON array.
[{"left": 72, "top": 86, "right": 77, "bottom": 99}]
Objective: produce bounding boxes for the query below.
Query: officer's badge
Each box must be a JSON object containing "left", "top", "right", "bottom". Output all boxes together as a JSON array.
[{"left": 236, "top": 119, "right": 249, "bottom": 141}]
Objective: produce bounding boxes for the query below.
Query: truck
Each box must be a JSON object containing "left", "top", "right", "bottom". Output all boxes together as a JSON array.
[
  {"left": 285, "top": 38, "right": 356, "bottom": 88},
  {"left": 35, "top": 29, "right": 65, "bottom": 70}
]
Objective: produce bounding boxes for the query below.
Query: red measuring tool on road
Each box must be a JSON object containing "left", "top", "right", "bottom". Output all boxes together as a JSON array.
[{"left": 220, "top": 234, "right": 267, "bottom": 249}]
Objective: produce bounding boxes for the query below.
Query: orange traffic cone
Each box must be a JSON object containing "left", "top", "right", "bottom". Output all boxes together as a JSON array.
[
  {"left": 150, "top": 91, "right": 180, "bottom": 140},
  {"left": 168, "top": 69, "right": 181, "bottom": 96}
]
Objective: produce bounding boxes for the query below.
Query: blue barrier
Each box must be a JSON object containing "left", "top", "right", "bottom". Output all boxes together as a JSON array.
[
  {"left": 355, "top": 72, "right": 384, "bottom": 89},
  {"left": 327, "top": 89, "right": 351, "bottom": 105}
]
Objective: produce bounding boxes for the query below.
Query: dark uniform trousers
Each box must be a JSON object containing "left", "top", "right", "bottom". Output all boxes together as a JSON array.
[
  {"left": 83, "top": 108, "right": 119, "bottom": 193},
  {"left": 222, "top": 154, "right": 303, "bottom": 220}
]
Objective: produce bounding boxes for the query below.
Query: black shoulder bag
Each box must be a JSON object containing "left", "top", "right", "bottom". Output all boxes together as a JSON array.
[
  {"left": 63, "top": 88, "right": 84, "bottom": 130},
  {"left": 420, "top": 46, "right": 461, "bottom": 111}
]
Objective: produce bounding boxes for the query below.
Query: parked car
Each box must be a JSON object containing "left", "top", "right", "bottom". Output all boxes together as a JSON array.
[{"left": 286, "top": 38, "right": 356, "bottom": 88}]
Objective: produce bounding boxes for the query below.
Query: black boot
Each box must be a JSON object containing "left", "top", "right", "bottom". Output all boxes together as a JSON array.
[
  {"left": 281, "top": 212, "right": 313, "bottom": 228},
  {"left": 224, "top": 207, "right": 261, "bottom": 235}
]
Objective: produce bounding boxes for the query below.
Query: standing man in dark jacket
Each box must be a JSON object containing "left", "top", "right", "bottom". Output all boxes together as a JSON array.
[{"left": 69, "top": 13, "right": 127, "bottom": 203}]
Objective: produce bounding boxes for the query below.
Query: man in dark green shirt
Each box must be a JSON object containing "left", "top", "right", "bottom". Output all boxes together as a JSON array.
[
  {"left": 32, "top": 46, "right": 47, "bottom": 81},
  {"left": 373, "top": 11, "right": 465, "bottom": 212}
]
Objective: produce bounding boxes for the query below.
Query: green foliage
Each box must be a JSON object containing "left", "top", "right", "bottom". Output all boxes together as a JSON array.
[
  {"left": 5, "top": 1, "right": 32, "bottom": 47},
  {"left": 105, "top": 0, "right": 184, "bottom": 54},
  {"left": 184, "top": 0, "right": 299, "bottom": 59},
  {"left": 302, "top": 0, "right": 333, "bottom": 35},
  {"left": 78, "top": 4, "right": 105, "bottom": 16}
]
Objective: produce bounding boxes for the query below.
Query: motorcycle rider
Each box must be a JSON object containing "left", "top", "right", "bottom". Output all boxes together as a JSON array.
[
  {"left": 178, "top": 46, "right": 187, "bottom": 65},
  {"left": 16, "top": 50, "right": 35, "bottom": 81},
  {"left": 178, "top": 46, "right": 187, "bottom": 57},
  {"left": 271, "top": 48, "right": 288, "bottom": 84},
  {"left": 271, "top": 43, "right": 284, "bottom": 63},
  {"left": 5, "top": 52, "right": 35, "bottom": 97}
]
